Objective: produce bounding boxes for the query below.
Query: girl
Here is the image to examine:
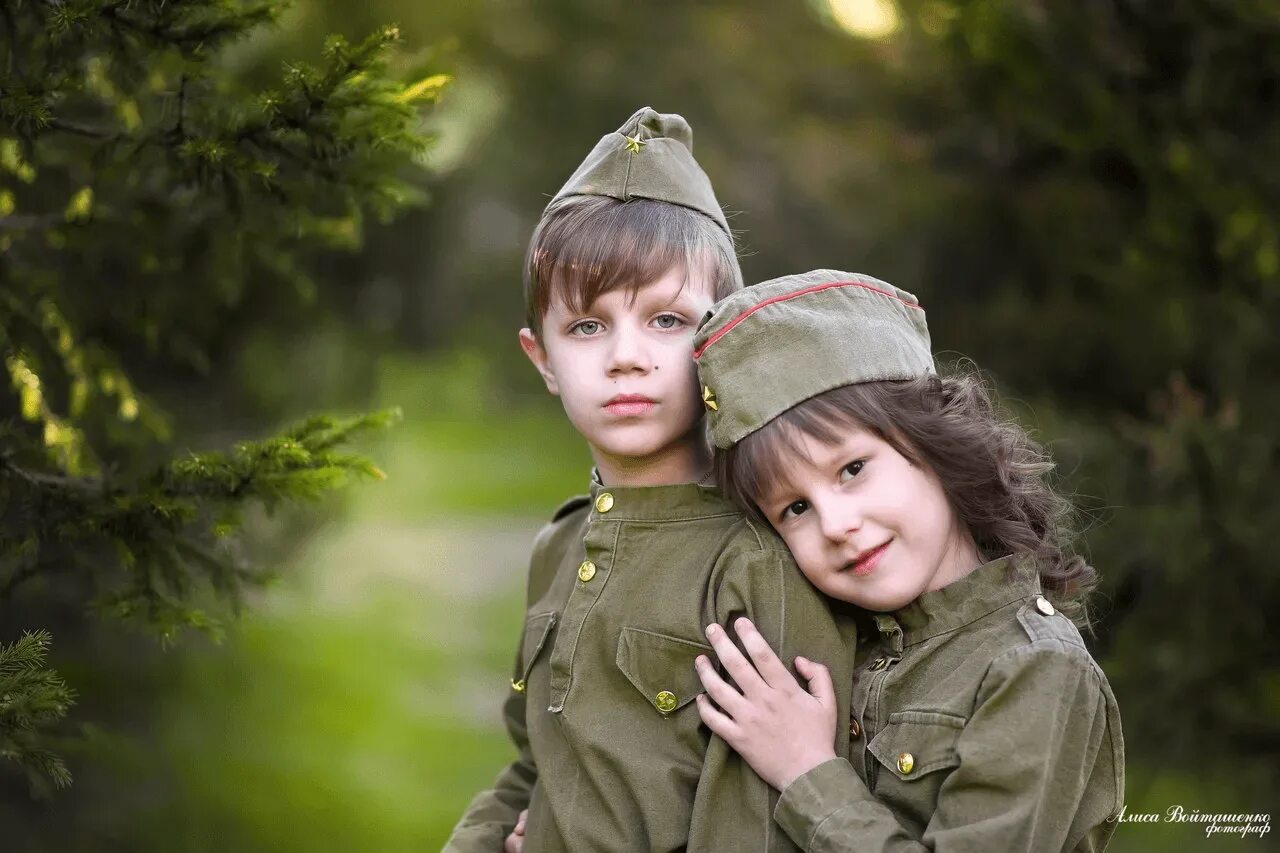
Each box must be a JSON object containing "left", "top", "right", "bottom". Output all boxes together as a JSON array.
[{"left": 688, "top": 269, "right": 1124, "bottom": 851}]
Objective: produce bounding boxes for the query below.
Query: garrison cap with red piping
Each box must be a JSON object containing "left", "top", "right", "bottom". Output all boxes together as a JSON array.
[{"left": 693, "top": 269, "right": 935, "bottom": 449}]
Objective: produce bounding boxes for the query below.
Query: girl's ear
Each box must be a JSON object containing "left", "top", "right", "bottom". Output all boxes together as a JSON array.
[{"left": 519, "top": 328, "right": 559, "bottom": 395}]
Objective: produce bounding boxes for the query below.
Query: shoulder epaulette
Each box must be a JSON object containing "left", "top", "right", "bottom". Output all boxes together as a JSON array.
[
  {"left": 1016, "top": 595, "right": 1087, "bottom": 651},
  {"left": 551, "top": 495, "right": 591, "bottom": 522}
]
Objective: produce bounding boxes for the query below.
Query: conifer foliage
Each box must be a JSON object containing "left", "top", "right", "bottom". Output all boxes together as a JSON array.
[{"left": 0, "top": 0, "right": 445, "bottom": 788}]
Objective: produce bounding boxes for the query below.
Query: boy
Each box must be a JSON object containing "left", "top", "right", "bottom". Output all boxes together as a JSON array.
[{"left": 444, "top": 110, "right": 858, "bottom": 852}]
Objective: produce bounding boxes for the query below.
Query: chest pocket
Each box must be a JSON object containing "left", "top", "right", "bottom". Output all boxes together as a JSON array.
[
  {"left": 515, "top": 612, "right": 557, "bottom": 690},
  {"left": 870, "top": 701, "right": 962, "bottom": 783},
  {"left": 616, "top": 627, "right": 712, "bottom": 715}
]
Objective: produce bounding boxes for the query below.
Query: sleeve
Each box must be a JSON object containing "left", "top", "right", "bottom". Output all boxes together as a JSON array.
[
  {"left": 444, "top": 515, "right": 569, "bottom": 852},
  {"left": 771, "top": 643, "right": 1124, "bottom": 853},
  {"left": 441, "top": 627, "right": 537, "bottom": 852},
  {"left": 687, "top": 547, "right": 859, "bottom": 852}
]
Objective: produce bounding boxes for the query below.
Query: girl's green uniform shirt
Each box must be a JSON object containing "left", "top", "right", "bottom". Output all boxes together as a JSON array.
[
  {"left": 775, "top": 556, "right": 1124, "bottom": 851},
  {"left": 445, "top": 480, "right": 859, "bottom": 852}
]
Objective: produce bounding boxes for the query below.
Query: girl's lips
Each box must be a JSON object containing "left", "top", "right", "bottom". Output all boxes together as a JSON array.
[{"left": 849, "top": 540, "right": 891, "bottom": 576}]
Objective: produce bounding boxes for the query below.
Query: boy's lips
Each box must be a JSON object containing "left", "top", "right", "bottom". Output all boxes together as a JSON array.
[
  {"left": 604, "top": 394, "right": 657, "bottom": 417},
  {"left": 845, "top": 540, "right": 892, "bottom": 576}
]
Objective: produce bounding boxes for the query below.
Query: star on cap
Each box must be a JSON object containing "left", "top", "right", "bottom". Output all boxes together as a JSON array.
[
  {"left": 623, "top": 134, "right": 647, "bottom": 153},
  {"left": 702, "top": 385, "right": 718, "bottom": 411}
]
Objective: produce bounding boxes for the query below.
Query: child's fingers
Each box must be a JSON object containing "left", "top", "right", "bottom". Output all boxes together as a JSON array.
[
  {"left": 515, "top": 809, "right": 527, "bottom": 834},
  {"left": 734, "top": 617, "right": 800, "bottom": 692},
  {"left": 695, "top": 693, "right": 741, "bottom": 743},
  {"left": 704, "top": 623, "right": 767, "bottom": 696},
  {"left": 695, "top": 654, "right": 750, "bottom": 718},
  {"left": 795, "top": 656, "right": 836, "bottom": 707}
]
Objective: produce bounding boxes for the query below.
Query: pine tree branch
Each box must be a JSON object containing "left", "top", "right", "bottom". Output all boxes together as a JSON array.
[
  {"left": 0, "top": 455, "right": 98, "bottom": 495},
  {"left": 45, "top": 118, "right": 118, "bottom": 140}
]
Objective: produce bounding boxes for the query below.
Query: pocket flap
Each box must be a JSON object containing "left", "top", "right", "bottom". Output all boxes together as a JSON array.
[
  {"left": 518, "top": 612, "right": 557, "bottom": 683},
  {"left": 867, "top": 710, "right": 965, "bottom": 781},
  {"left": 616, "top": 627, "right": 713, "bottom": 715}
]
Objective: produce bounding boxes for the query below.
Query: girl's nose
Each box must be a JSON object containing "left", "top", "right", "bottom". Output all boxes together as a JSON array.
[{"left": 817, "top": 498, "right": 862, "bottom": 543}]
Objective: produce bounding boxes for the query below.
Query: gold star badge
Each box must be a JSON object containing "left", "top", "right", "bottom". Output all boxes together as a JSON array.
[
  {"left": 623, "top": 134, "right": 646, "bottom": 154},
  {"left": 702, "top": 385, "right": 718, "bottom": 411}
]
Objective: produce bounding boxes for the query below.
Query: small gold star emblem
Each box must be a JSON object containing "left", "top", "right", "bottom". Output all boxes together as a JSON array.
[
  {"left": 623, "top": 134, "right": 646, "bottom": 153},
  {"left": 702, "top": 385, "right": 718, "bottom": 411}
]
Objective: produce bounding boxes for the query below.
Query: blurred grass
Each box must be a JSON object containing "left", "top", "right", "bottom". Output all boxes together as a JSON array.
[
  {"left": 121, "top": 351, "right": 589, "bottom": 849},
  {"left": 111, "top": 351, "right": 1269, "bottom": 851}
]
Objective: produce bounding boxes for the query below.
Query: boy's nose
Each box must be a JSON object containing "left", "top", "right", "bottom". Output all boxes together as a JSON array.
[{"left": 607, "top": 326, "right": 653, "bottom": 374}]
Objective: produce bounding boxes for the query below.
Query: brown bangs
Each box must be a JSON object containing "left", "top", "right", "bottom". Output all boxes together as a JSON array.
[
  {"left": 524, "top": 196, "right": 741, "bottom": 333},
  {"left": 716, "top": 382, "right": 909, "bottom": 525}
]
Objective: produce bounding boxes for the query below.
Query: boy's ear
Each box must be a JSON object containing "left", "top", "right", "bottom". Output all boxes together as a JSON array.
[{"left": 519, "top": 328, "right": 559, "bottom": 395}]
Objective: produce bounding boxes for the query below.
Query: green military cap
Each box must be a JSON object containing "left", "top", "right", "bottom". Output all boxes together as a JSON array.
[
  {"left": 548, "top": 106, "right": 731, "bottom": 235},
  {"left": 693, "top": 269, "right": 934, "bottom": 448}
]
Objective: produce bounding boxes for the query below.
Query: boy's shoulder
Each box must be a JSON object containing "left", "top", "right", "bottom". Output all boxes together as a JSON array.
[
  {"left": 706, "top": 514, "right": 810, "bottom": 593},
  {"left": 551, "top": 493, "right": 592, "bottom": 523},
  {"left": 521, "top": 494, "right": 592, "bottom": 600},
  {"left": 531, "top": 493, "right": 591, "bottom": 555},
  {"left": 715, "top": 513, "right": 792, "bottom": 558}
]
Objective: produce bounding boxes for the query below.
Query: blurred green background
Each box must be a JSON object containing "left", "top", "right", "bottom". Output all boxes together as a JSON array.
[{"left": 3, "top": 0, "right": 1278, "bottom": 850}]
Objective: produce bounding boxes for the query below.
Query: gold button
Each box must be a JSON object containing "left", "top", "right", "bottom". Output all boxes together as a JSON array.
[
  {"left": 577, "top": 560, "right": 597, "bottom": 582},
  {"left": 701, "top": 385, "right": 718, "bottom": 411},
  {"left": 511, "top": 679, "right": 526, "bottom": 693},
  {"left": 849, "top": 718, "right": 862, "bottom": 738},
  {"left": 869, "top": 657, "right": 888, "bottom": 672},
  {"left": 1034, "top": 595, "right": 1055, "bottom": 616},
  {"left": 897, "top": 752, "right": 915, "bottom": 774},
  {"left": 655, "top": 690, "right": 678, "bottom": 713},
  {"left": 595, "top": 492, "right": 614, "bottom": 513}
]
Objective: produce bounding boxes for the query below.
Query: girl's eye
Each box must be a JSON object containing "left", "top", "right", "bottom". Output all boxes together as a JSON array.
[
  {"left": 779, "top": 499, "right": 809, "bottom": 522},
  {"left": 570, "top": 320, "right": 603, "bottom": 336},
  {"left": 839, "top": 460, "right": 865, "bottom": 482},
  {"left": 653, "top": 313, "right": 683, "bottom": 330}
]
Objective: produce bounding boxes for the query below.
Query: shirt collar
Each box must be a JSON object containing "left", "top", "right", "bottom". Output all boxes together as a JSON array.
[
  {"left": 886, "top": 554, "right": 1041, "bottom": 645},
  {"left": 586, "top": 471, "right": 739, "bottom": 522}
]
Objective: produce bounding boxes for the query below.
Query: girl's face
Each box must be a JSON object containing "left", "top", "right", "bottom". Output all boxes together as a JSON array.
[{"left": 757, "top": 423, "right": 983, "bottom": 612}]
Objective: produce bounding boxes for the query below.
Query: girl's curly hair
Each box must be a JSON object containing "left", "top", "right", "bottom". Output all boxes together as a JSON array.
[{"left": 714, "top": 369, "right": 1097, "bottom": 627}]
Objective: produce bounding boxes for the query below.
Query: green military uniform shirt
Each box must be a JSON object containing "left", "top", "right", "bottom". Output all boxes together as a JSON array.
[
  {"left": 772, "top": 556, "right": 1124, "bottom": 852},
  {"left": 446, "top": 479, "right": 859, "bottom": 852}
]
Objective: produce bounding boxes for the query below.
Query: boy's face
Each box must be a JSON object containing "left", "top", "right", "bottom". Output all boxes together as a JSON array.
[
  {"left": 520, "top": 267, "right": 715, "bottom": 472},
  {"left": 756, "top": 424, "right": 981, "bottom": 612}
]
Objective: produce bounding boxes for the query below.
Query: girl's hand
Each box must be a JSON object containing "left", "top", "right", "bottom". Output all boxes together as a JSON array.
[
  {"left": 503, "top": 809, "right": 528, "bottom": 853},
  {"left": 695, "top": 617, "right": 839, "bottom": 791}
]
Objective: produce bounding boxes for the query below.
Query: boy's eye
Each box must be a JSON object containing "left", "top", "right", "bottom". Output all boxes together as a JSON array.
[
  {"left": 839, "top": 460, "right": 865, "bottom": 482},
  {"left": 653, "top": 313, "right": 683, "bottom": 330},
  {"left": 570, "top": 320, "right": 603, "bottom": 336},
  {"left": 779, "top": 499, "right": 809, "bottom": 522}
]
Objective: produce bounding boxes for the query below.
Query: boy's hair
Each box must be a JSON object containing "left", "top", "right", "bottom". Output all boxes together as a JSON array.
[
  {"left": 714, "top": 369, "right": 1099, "bottom": 628},
  {"left": 523, "top": 195, "right": 742, "bottom": 335}
]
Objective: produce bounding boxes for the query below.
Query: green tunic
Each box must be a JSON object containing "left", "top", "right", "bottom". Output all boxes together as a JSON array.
[
  {"left": 445, "top": 480, "right": 859, "bottom": 852},
  {"left": 773, "top": 556, "right": 1125, "bottom": 852}
]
